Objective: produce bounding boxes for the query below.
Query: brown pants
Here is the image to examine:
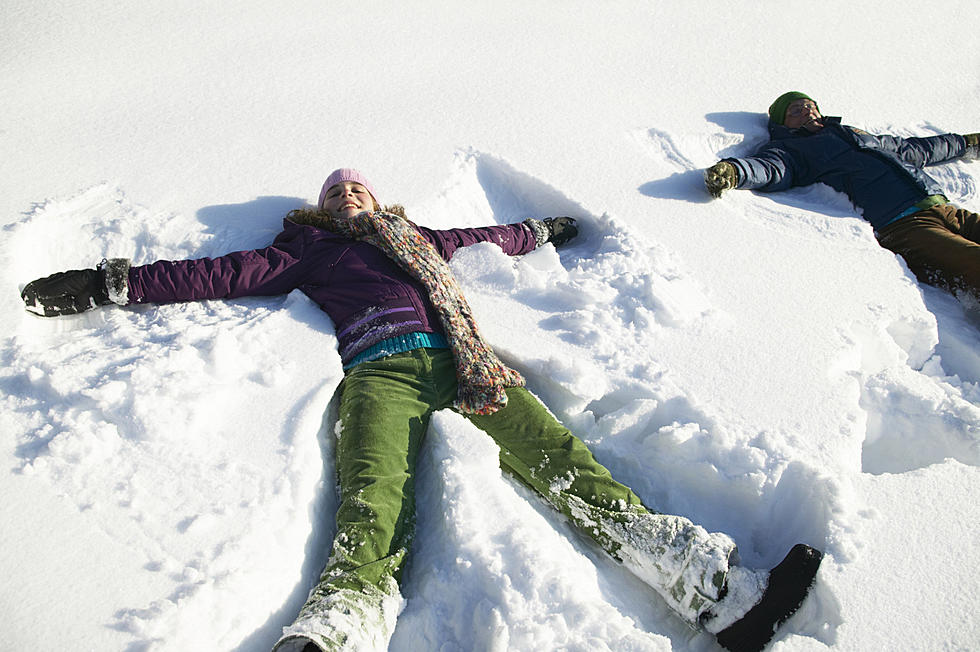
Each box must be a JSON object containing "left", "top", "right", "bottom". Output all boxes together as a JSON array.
[{"left": 876, "top": 203, "right": 980, "bottom": 297}]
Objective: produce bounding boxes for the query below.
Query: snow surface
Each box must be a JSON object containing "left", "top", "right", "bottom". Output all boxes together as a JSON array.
[{"left": 2, "top": 1, "right": 980, "bottom": 650}]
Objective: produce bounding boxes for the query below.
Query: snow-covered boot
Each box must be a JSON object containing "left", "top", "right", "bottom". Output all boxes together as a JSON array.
[
  {"left": 271, "top": 580, "right": 403, "bottom": 652},
  {"left": 711, "top": 544, "right": 822, "bottom": 652}
]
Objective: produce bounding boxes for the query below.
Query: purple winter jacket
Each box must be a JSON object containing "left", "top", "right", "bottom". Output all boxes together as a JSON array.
[{"left": 126, "top": 217, "right": 539, "bottom": 363}]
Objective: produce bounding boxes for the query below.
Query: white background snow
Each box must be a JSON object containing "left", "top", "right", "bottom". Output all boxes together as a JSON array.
[{"left": 2, "top": 1, "right": 980, "bottom": 650}]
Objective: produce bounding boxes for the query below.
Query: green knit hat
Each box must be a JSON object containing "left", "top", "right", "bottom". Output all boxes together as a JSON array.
[{"left": 768, "top": 91, "right": 816, "bottom": 125}]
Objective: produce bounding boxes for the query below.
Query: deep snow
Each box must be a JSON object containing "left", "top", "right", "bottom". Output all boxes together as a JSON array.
[{"left": 2, "top": 2, "right": 979, "bottom": 651}]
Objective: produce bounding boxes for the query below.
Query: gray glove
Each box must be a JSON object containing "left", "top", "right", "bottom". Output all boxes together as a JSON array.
[
  {"left": 542, "top": 217, "right": 578, "bottom": 246},
  {"left": 524, "top": 217, "right": 579, "bottom": 247},
  {"left": 704, "top": 161, "right": 738, "bottom": 198}
]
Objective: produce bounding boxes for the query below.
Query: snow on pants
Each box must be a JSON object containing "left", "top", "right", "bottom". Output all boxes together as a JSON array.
[
  {"left": 274, "top": 347, "right": 735, "bottom": 652},
  {"left": 876, "top": 203, "right": 980, "bottom": 297}
]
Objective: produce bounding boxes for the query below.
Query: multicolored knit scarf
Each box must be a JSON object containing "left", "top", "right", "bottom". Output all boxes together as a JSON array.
[{"left": 329, "top": 211, "right": 525, "bottom": 415}]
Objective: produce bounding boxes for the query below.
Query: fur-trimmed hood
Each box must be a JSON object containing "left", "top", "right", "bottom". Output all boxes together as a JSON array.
[{"left": 284, "top": 208, "right": 334, "bottom": 230}]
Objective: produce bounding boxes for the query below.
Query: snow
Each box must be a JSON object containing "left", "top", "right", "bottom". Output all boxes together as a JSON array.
[{"left": 2, "top": 1, "right": 980, "bottom": 650}]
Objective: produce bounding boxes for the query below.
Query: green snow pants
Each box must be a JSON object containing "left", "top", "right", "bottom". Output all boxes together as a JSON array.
[
  {"left": 274, "top": 347, "right": 735, "bottom": 652},
  {"left": 876, "top": 203, "right": 980, "bottom": 297}
]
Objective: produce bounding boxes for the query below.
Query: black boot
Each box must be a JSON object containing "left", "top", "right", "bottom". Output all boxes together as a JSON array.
[{"left": 715, "top": 544, "right": 822, "bottom": 652}]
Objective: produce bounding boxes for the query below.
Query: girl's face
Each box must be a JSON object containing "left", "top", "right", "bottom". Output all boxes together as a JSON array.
[{"left": 322, "top": 181, "right": 376, "bottom": 219}]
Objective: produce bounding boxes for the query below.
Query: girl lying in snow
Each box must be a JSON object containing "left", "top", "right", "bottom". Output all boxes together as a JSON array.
[{"left": 21, "top": 168, "right": 821, "bottom": 652}]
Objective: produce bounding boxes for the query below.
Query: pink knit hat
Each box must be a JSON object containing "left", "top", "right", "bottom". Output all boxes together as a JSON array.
[{"left": 317, "top": 168, "right": 380, "bottom": 210}]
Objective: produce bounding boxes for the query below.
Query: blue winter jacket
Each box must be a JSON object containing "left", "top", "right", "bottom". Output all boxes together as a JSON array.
[{"left": 725, "top": 117, "right": 967, "bottom": 230}]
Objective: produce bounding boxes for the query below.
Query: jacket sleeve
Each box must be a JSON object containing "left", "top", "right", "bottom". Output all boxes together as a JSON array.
[
  {"left": 863, "top": 131, "right": 966, "bottom": 168},
  {"left": 126, "top": 238, "right": 311, "bottom": 305},
  {"left": 418, "top": 222, "right": 539, "bottom": 261},
  {"left": 725, "top": 143, "right": 799, "bottom": 193}
]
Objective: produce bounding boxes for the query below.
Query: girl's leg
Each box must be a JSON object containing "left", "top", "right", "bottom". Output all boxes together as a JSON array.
[
  {"left": 466, "top": 387, "right": 736, "bottom": 626},
  {"left": 276, "top": 350, "right": 454, "bottom": 652}
]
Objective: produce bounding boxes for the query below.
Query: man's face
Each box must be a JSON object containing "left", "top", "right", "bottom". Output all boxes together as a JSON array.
[{"left": 783, "top": 99, "right": 824, "bottom": 132}]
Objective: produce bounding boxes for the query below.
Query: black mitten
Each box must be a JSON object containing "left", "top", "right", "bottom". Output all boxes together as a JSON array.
[
  {"left": 21, "top": 259, "right": 130, "bottom": 317},
  {"left": 542, "top": 216, "right": 578, "bottom": 246}
]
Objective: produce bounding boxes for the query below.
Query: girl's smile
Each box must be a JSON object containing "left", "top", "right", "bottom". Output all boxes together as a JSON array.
[{"left": 322, "top": 181, "right": 376, "bottom": 219}]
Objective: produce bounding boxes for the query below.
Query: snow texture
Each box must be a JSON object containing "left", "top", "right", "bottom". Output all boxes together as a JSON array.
[{"left": 2, "top": 2, "right": 980, "bottom": 651}]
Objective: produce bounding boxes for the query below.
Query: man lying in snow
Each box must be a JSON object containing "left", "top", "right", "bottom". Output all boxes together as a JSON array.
[{"left": 705, "top": 91, "right": 980, "bottom": 301}]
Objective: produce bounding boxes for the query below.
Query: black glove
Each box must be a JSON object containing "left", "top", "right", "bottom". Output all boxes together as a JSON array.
[
  {"left": 542, "top": 216, "right": 578, "bottom": 246},
  {"left": 21, "top": 267, "right": 113, "bottom": 317},
  {"left": 704, "top": 161, "right": 738, "bottom": 198},
  {"left": 964, "top": 133, "right": 979, "bottom": 159}
]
